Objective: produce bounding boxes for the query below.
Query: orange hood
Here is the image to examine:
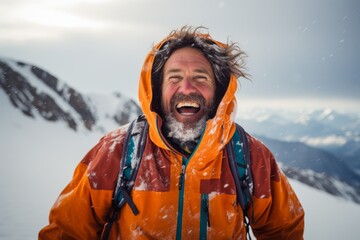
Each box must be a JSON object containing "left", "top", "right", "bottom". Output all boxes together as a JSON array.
[{"left": 138, "top": 34, "right": 238, "bottom": 160}]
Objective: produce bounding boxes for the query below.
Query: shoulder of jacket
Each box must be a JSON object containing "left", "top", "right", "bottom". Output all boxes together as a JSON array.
[
  {"left": 246, "top": 132, "right": 266, "bottom": 149},
  {"left": 80, "top": 123, "right": 131, "bottom": 166},
  {"left": 100, "top": 123, "right": 132, "bottom": 143},
  {"left": 245, "top": 132, "right": 274, "bottom": 160}
]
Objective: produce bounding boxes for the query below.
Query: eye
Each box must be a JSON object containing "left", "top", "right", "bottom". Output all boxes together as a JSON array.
[
  {"left": 194, "top": 75, "right": 207, "bottom": 82},
  {"left": 169, "top": 75, "right": 182, "bottom": 82}
]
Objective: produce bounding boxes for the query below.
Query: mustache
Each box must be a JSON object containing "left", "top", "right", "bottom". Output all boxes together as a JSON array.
[{"left": 170, "top": 93, "right": 206, "bottom": 107}]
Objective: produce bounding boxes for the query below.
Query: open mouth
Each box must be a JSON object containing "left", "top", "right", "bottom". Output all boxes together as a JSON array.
[{"left": 176, "top": 101, "right": 201, "bottom": 115}]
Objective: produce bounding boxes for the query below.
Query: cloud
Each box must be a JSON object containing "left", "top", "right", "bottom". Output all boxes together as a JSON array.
[
  {"left": 0, "top": 0, "right": 115, "bottom": 42},
  {"left": 300, "top": 135, "right": 347, "bottom": 147},
  {"left": 0, "top": 0, "right": 162, "bottom": 43}
]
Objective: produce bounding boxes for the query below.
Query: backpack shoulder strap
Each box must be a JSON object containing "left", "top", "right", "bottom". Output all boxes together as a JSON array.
[
  {"left": 226, "top": 123, "right": 253, "bottom": 239},
  {"left": 101, "top": 115, "right": 148, "bottom": 240}
]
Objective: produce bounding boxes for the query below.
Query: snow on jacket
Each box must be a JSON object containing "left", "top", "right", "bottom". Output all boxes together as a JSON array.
[{"left": 39, "top": 34, "right": 304, "bottom": 239}]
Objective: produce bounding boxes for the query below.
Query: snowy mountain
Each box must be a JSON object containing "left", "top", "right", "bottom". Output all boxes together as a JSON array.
[{"left": 0, "top": 57, "right": 142, "bottom": 134}]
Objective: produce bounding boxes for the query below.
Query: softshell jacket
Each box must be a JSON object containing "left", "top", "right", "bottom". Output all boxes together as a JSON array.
[{"left": 39, "top": 35, "right": 304, "bottom": 239}]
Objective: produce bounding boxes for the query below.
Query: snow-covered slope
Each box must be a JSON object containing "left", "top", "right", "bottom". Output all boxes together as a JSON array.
[
  {"left": 0, "top": 91, "right": 103, "bottom": 239},
  {"left": 291, "top": 180, "right": 360, "bottom": 240}
]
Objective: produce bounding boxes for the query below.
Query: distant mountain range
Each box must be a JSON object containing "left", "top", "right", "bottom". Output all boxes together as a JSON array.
[
  {"left": 258, "top": 135, "right": 360, "bottom": 188},
  {"left": 1, "top": 56, "right": 360, "bottom": 204},
  {"left": 237, "top": 108, "right": 360, "bottom": 172}
]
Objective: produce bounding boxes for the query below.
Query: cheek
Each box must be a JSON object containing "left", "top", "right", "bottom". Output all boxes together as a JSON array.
[
  {"left": 161, "top": 85, "right": 174, "bottom": 109},
  {"left": 200, "top": 85, "right": 216, "bottom": 104}
]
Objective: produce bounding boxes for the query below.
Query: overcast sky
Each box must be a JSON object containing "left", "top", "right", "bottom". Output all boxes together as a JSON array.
[{"left": 1, "top": 0, "right": 359, "bottom": 111}]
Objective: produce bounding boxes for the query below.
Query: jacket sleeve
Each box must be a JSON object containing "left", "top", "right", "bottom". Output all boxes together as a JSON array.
[
  {"left": 247, "top": 136, "right": 305, "bottom": 240},
  {"left": 38, "top": 131, "right": 122, "bottom": 240}
]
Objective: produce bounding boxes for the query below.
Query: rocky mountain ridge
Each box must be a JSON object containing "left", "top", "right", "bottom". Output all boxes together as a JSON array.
[{"left": 0, "top": 57, "right": 141, "bottom": 133}]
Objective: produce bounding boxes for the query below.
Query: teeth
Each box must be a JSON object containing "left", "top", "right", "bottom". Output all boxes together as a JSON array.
[{"left": 176, "top": 102, "right": 200, "bottom": 108}]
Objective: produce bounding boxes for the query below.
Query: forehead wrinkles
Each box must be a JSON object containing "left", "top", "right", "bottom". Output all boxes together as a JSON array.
[{"left": 164, "top": 48, "right": 213, "bottom": 71}]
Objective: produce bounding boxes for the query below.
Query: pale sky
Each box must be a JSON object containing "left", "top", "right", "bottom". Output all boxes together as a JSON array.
[{"left": 1, "top": 0, "right": 359, "bottom": 111}]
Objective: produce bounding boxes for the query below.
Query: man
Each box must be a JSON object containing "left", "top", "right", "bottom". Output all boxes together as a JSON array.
[{"left": 39, "top": 26, "right": 304, "bottom": 239}]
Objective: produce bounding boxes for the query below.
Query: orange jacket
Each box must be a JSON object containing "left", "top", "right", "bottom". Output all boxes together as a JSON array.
[{"left": 39, "top": 34, "right": 304, "bottom": 240}]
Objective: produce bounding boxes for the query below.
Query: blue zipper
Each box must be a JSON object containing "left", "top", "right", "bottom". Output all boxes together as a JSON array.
[
  {"left": 200, "top": 193, "right": 210, "bottom": 240},
  {"left": 176, "top": 158, "right": 187, "bottom": 240}
]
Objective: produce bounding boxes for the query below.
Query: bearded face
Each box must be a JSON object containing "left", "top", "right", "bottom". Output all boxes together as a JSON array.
[{"left": 160, "top": 47, "right": 216, "bottom": 142}]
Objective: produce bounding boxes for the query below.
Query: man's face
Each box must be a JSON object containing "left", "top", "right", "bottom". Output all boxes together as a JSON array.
[{"left": 161, "top": 47, "right": 216, "bottom": 128}]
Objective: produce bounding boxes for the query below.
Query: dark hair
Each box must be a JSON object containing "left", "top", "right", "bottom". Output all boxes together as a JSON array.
[{"left": 151, "top": 26, "right": 248, "bottom": 117}]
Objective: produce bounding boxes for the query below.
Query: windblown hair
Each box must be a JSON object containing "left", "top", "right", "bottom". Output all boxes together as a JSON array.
[{"left": 151, "top": 26, "right": 249, "bottom": 117}]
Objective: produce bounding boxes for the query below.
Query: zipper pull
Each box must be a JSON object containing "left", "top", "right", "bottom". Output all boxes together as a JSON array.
[
  {"left": 178, "top": 164, "right": 186, "bottom": 190},
  {"left": 203, "top": 194, "right": 210, "bottom": 227}
]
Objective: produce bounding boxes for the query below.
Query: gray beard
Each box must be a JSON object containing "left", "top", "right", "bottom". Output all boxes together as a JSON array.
[{"left": 164, "top": 113, "right": 207, "bottom": 143}]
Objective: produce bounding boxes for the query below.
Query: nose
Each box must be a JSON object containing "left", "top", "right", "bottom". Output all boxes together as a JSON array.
[{"left": 178, "top": 77, "right": 196, "bottom": 94}]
